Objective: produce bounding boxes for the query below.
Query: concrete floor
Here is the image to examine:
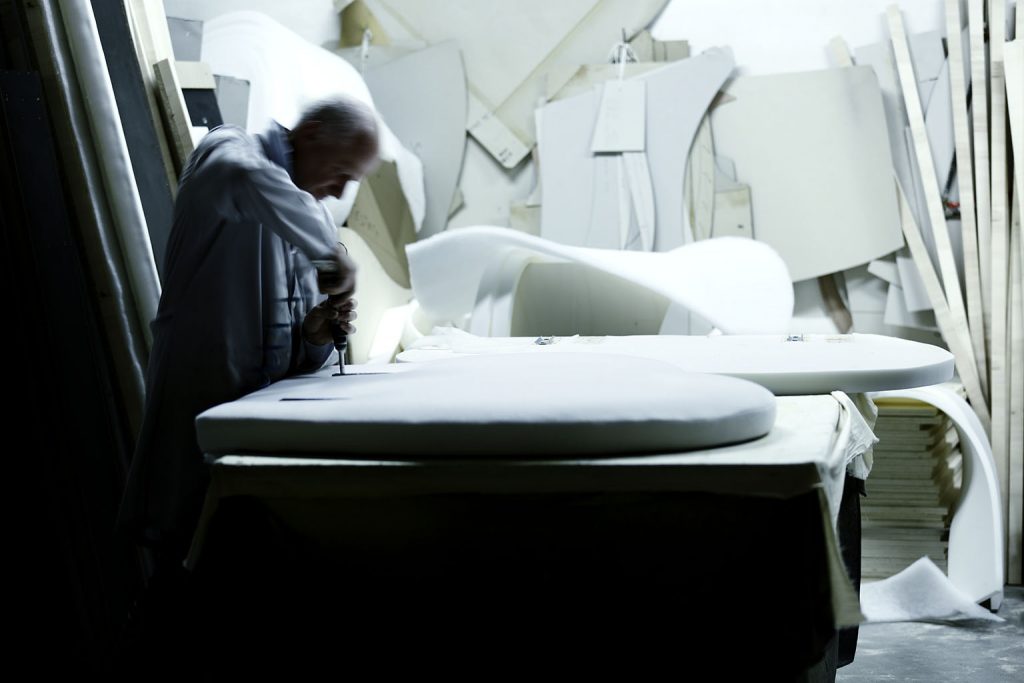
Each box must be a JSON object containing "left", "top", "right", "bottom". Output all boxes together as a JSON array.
[{"left": 839, "top": 587, "right": 1024, "bottom": 681}]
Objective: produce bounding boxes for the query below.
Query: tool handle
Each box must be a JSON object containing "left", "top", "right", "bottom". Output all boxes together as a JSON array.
[{"left": 329, "top": 319, "right": 348, "bottom": 376}]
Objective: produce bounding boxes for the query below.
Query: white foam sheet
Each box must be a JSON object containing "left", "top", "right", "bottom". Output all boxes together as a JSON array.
[
  {"left": 406, "top": 227, "right": 794, "bottom": 334},
  {"left": 710, "top": 66, "right": 903, "bottom": 282},
  {"left": 196, "top": 353, "right": 777, "bottom": 458},
  {"left": 201, "top": 11, "right": 424, "bottom": 227},
  {"left": 399, "top": 331, "right": 954, "bottom": 395},
  {"left": 539, "top": 49, "right": 735, "bottom": 252},
  {"left": 861, "top": 557, "right": 1002, "bottom": 623}
]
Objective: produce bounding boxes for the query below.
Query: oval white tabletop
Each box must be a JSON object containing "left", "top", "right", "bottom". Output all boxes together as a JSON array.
[{"left": 397, "top": 332, "right": 954, "bottom": 395}]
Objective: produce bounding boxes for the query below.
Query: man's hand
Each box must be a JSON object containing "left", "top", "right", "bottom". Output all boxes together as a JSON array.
[
  {"left": 302, "top": 296, "right": 358, "bottom": 346},
  {"left": 315, "top": 246, "right": 357, "bottom": 297}
]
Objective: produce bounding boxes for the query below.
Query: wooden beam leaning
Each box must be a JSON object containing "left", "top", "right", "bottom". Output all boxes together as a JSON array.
[
  {"left": 1009, "top": 196, "right": 1023, "bottom": 584},
  {"left": 946, "top": 0, "right": 989, "bottom": 397},
  {"left": 123, "top": 0, "right": 178, "bottom": 193},
  {"left": 989, "top": 0, "right": 1013, "bottom": 583},
  {"left": 154, "top": 58, "right": 195, "bottom": 174},
  {"left": 896, "top": 179, "right": 991, "bottom": 431},
  {"left": 968, "top": 0, "right": 993, "bottom": 344},
  {"left": 887, "top": 6, "right": 980, "bottom": 399}
]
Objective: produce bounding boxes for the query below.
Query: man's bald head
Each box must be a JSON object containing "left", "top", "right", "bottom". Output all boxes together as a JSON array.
[{"left": 290, "top": 95, "right": 380, "bottom": 200}]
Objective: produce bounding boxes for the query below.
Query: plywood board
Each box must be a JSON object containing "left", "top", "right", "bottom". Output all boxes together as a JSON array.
[
  {"left": 711, "top": 66, "right": 903, "bottom": 281},
  {"left": 988, "top": 0, "right": 1012, "bottom": 585},
  {"left": 153, "top": 58, "right": 194, "bottom": 173},
  {"left": 124, "top": 0, "right": 179, "bottom": 192},
  {"left": 967, "top": 0, "right": 993, "bottom": 340},
  {"left": 1008, "top": 197, "right": 1023, "bottom": 584},
  {"left": 945, "top": 0, "right": 988, "bottom": 392}
]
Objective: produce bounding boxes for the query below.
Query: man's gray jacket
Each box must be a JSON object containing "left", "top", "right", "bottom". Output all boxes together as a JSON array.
[{"left": 118, "top": 124, "right": 339, "bottom": 549}]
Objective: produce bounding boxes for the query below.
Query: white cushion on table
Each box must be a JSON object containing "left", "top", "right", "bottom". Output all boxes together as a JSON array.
[{"left": 196, "top": 353, "right": 776, "bottom": 458}]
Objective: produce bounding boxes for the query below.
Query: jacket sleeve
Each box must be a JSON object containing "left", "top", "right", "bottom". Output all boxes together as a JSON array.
[
  {"left": 208, "top": 133, "right": 339, "bottom": 262},
  {"left": 292, "top": 247, "right": 337, "bottom": 374}
]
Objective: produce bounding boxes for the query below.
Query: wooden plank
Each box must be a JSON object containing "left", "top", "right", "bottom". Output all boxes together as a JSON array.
[
  {"left": 1008, "top": 194, "right": 1023, "bottom": 584},
  {"left": 896, "top": 179, "right": 991, "bottom": 431},
  {"left": 154, "top": 57, "right": 195, "bottom": 173},
  {"left": 945, "top": 0, "right": 989, "bottom": 397},
  {"left": 887, "top": 7, "right": 980, "bottom": 392},
  {"left": 989, "top": 0, "right": 1012, "bottom": 583},
  {"left": 968, "top": 0, "right": 993, "bottom": 344},
  {"left": 122, "top": 0, "right": 178, "bottom": 192}
]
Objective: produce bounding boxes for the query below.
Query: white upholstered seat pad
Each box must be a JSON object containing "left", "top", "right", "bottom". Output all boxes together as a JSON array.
[
  {"left": 398, "top": 332, "right": 954, "bottom": 395},
  {"left": 196, "top": 353, "right": 776, "bottom": 458}
]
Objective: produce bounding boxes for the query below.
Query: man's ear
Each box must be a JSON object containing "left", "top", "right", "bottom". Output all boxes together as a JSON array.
[{"left": 294, "top": 119, "right": 322, "bottom": 144}]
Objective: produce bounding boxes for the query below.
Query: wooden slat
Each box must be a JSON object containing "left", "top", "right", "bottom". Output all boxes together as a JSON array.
[
  {"left": 968, "top": 0, "right": 993, "bottom": 344},
  {"left": 153, "top": 58, "right": 195, "bottom": 173},
  {"left": 1008, "top": 193, "right": 1023, "bottom": 584},
  {"left": 945, "top": 0, "right": 989, "bottom": 397},
  {"left": 896, "top": 179, "right": 991, "bottom": 431},
  {"left": 989, "top": 0, "right": 1012, "bottom": 582},
  {"left": 122, "top": 0, "right": 178, "bottom": 192}
]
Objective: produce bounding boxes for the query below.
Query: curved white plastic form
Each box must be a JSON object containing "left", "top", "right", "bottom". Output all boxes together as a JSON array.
[
  {"left": 407, "top": 227, "right": 794, "bottom": 334},
  {"left": 872, "top": 385, "right": 1004, "bottom": 608}
]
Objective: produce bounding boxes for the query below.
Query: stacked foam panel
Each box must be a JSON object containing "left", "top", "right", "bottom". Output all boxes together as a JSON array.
[{"left": 862, "top": 397, "right": 962, "bottom": 579}]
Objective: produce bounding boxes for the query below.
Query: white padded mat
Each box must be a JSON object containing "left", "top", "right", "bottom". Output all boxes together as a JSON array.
[
  {"left": 196, "top": 353, "right": 776, "bottom": 458},
  {"left": 398, "top": 332, "right": 954, "bottom": 395}
]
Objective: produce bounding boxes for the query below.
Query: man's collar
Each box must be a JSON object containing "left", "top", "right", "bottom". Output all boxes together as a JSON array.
[{"left": 258, "top": 121, "right": 295, "bottom": 182}]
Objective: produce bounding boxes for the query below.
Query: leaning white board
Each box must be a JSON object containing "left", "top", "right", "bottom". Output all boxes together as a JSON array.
[
  {"left": 710, "top": 65, "right": 903, "bottom": 281},
  {"left": 398, "top": 332, "right": 954, "bottom": 395},
  {"left": 196, "top": 353, "right": 776, "bottom": 458}
]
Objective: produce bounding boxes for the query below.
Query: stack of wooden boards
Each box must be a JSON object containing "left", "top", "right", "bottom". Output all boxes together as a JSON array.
[{"left": 863, "top": 397, "right": 963, "bottom": 579}]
